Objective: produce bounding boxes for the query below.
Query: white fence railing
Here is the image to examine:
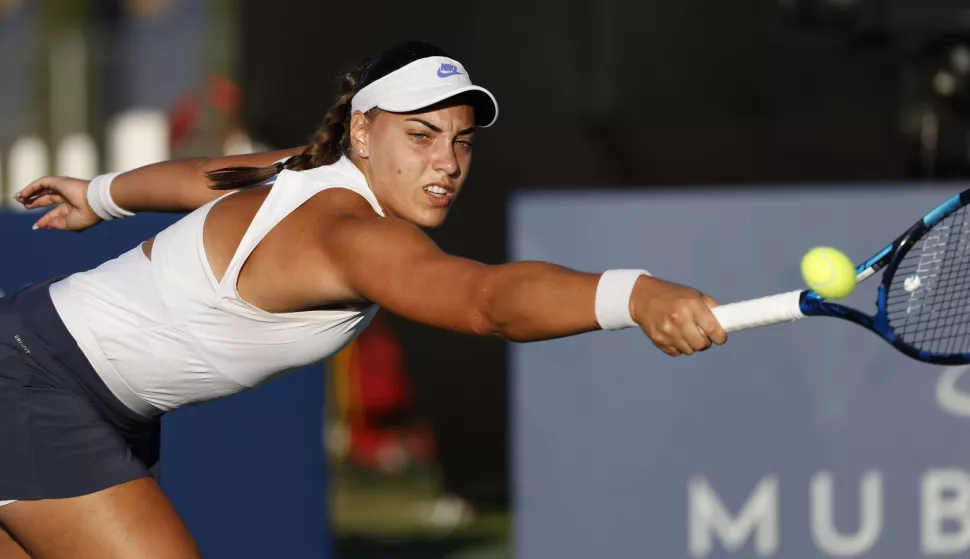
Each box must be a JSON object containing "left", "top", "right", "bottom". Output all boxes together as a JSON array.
[{"left": 1, "top": 109, "right": 259, "bottom": 211}]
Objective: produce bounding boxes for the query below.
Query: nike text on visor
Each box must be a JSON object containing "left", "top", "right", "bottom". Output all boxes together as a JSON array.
[{"left": 350, "top": 56, "right": 499, "bottom": 128}]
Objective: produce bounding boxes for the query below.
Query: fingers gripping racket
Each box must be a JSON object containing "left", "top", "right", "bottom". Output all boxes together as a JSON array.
[{"left": 710, "top": 189, "right": 970, "bottom": 365}]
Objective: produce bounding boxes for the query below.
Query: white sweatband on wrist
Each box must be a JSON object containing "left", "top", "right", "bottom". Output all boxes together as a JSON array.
[
  {"left": 87, "top": 172, "right": 135, "bottom": 221},
  {"left": 595, "top": 269, "right": 651, "bottom": 330}
]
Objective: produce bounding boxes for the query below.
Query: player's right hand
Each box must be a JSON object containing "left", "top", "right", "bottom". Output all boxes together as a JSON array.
[
  {"left": 630, "top": 276, "right": 728, "bottom": 357},
  {"left": 15, "top": 176, "right": 102, "bottom": 232}
]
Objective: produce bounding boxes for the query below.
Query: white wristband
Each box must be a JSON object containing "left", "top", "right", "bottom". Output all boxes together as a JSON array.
[
  {"left": 87, "top": 172, "right": 134, "bottom": 221},
  {"left": 595, "top": 269, "right": 651, "bottom": 330}
]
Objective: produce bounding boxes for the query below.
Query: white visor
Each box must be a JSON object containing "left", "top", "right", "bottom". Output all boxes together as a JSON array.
[{"left": 351, "top": 56, "right": 498, "bottom": 128}]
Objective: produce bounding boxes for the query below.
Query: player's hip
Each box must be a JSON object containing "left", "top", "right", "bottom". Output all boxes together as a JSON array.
[{"left": 0, "top": 279, "right": 159, "bottom": 502}]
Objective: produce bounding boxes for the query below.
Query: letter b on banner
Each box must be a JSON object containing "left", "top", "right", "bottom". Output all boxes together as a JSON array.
[{"left": 922, "top": 469, "right": 970, "bottom": 555}]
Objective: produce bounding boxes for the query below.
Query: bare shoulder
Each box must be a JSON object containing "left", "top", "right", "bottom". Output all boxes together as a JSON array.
[
  {"left": 285, "top": 186, "right": 446, "bottom": 306},
  {"left": 305, "top": 187, "right": 428, "bottom": 240},
  {"left": 301, "top": 187, "right": 440, "bottom": 264},
  {"left": 304, "top": 187, "right": 380, "bottom": 218}
]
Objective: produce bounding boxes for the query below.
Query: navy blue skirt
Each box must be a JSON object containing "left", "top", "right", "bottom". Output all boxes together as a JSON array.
[{"left": 0, "top": 279, "right": 160, "bottom": 502}]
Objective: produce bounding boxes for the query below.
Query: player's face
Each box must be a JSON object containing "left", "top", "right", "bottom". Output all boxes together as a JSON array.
[{"left": 358, "top": 104, "right": 475, "bottom": 228}]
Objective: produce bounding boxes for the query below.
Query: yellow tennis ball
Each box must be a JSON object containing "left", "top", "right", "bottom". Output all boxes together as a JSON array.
[{"left": 801, "top": 247, "right": 856, "bottom": 299}]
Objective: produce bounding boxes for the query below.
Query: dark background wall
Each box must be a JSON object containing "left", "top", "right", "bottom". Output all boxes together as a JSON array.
[{"left": 238, "top": 0, "right": 962, "bottom": 507}]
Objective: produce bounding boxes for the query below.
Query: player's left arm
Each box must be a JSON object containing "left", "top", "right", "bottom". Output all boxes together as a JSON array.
[
  {"left": 18, "top": 146, "right": 306, "bottom": 217},
  {"left": 17, "top": 147, "right": 307, "bottom": 232},
  {"left": 112, "top": 147, "right": 308, "bottom": 212}
]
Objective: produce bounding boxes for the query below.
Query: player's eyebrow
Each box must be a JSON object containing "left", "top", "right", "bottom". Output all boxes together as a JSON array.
[
  {"left": 406, "top": 118, "right": 441, "bottom": 132},
  {"left": 406, "top": 118, "right": 475, "bottom": 136}
]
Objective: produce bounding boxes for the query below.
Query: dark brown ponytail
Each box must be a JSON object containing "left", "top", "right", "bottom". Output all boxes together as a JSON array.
[{"left": 206, "top": 59, "right": 372, "bottom": 191}]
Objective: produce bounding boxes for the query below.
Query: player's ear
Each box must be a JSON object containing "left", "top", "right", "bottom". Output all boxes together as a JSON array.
[{"left": 350, "top": 111, "right": 372, "bottom": 158}]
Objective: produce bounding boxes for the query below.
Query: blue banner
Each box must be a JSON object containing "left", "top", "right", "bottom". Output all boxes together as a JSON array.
[
  {"left": 0, "top": 212, "right": 328, "bottom": 558},
  {"left": 510, "top": 185, "right": 970, "bottom": 559}
]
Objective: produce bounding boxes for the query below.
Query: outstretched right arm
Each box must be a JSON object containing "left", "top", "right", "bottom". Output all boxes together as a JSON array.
[
  {"left": 15, "top": 146, "right": 306, "bottom": 231},
  {"left": 320, "top": 191, "right": 727, "bottom": 355}
]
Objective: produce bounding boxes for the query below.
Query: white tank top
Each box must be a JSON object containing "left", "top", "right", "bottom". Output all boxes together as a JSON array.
[{"left": 48, "top": 157, "right": 384, "bottom": 416}]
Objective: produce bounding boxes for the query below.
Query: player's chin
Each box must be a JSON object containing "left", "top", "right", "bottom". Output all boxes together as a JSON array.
[
  {"left": 419, "top": 210, "right": 448, "bottom": 229},
  {"left": 410, "top": 207, "right": 451, "bottom": 229}
]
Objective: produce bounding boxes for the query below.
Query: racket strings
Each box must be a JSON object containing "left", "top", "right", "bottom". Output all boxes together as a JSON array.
[{"left": 887, "top": 205, "right": 970, "bottom": 355}]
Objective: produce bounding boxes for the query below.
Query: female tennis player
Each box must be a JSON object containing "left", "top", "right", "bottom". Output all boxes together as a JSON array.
[{"left": 1, "top": 40, "right": 726, "bottom": 558}]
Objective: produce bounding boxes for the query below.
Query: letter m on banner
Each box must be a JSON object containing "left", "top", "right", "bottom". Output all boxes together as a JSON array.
[{"left": 688, "top": 475, "right": 779, "bottom": 557}]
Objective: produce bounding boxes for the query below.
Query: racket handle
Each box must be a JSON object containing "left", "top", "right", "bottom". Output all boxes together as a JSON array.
[{"left": 711, "top": 290, "right": 805, "bottom": 333}]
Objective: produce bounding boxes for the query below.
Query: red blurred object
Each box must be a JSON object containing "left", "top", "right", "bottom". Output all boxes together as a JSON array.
[
  {"left": 340, "top": 311, "right": 435, "bottom": 472},
  {"left": 168, "top": 92, "right": 199, "bottom": 148},
  {"left": 167, "top": 74, "right": 245, "bottom": 153},
  {"left": 204, "top": 75, "right": 243, "bottom": 116}
]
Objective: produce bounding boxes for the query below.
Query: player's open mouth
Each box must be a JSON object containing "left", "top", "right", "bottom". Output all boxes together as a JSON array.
[{"left": 424, "top": 185, "right": 453, "bottom": 207}]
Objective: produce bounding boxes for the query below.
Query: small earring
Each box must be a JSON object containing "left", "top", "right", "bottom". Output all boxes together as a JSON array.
[{"left": 359, "top": 149, "right": 364, "bottom": 154}]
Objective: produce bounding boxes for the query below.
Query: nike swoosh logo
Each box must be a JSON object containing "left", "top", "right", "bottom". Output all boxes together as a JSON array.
[{"left": 437, "top": 68, "right": 460, "bottom": 78}]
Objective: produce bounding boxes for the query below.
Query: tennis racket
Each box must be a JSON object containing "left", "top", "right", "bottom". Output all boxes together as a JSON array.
[{"left": 710, "top": 188, "right": 970, "bottom": 365}]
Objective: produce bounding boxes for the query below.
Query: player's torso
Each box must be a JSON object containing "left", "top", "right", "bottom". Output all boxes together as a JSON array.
[{"left": 52, "top": 160, "right": 384, "bottom": 413}]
